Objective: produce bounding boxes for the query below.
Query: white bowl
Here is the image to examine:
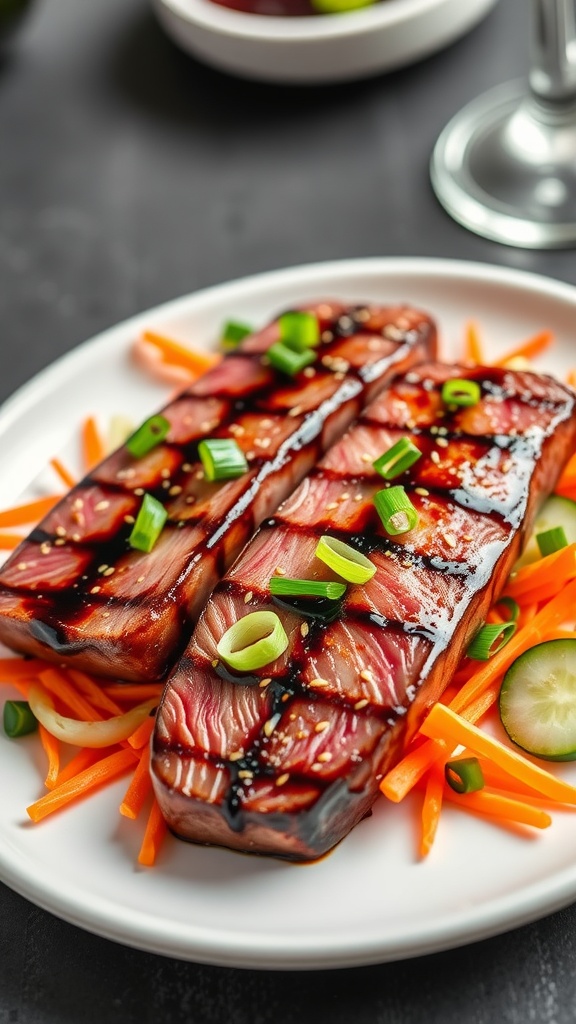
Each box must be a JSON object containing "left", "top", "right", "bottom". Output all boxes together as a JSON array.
[{"left": 152, "top": 0, "right": 499, "bottom": 85}]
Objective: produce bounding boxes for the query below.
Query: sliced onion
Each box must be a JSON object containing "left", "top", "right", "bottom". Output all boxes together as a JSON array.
[{"left": 28, "top": 684, "right": 157, "bottom": 748}]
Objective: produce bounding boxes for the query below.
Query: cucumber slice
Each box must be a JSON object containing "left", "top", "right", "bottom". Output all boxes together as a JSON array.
[
  {"left": 499, "top": 639, "right": 576, "bottom": 761},
  {"left": 515, "top": 494, "right": 576, "bottom": 569}
]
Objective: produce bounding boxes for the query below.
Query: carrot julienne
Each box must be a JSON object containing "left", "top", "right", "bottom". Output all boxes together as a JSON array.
[
  {"left": 81, "top": 416, "right": 105, "bottom": 472},
  {"left": 491, "top": 329, "right": 554, "bottom": 368},
  {"left": 0, "top": 533, "right": 23, "bottom": 550},
  {"left": 139, "top": 330, "right": 221, "bottom": 377},
  {"left": 442, "top": 788, "right": 552, "bottom": 830},
  {"left": 49, "top": 457, "right": 76, "bottom": 490},
  {"left": 120, "top": 746, "right": 153, "bottom": 820},
  {"left": 0, "top": 495, "right": 61, "bottom": 528},
  {"left": 463, "top": 321, "right": 484, "bottom": 364},
  {"left": 419, "top": 767, "right": 444, "bottom": 858},
  {"left": 27, "top": 747, "right": 138, "bottom": 823},
  {"left": 137, "top": 797, "right": 168, "bottom": 867},
  {"left": 38, "top": 724, "right": 60, "bottom": 789}
]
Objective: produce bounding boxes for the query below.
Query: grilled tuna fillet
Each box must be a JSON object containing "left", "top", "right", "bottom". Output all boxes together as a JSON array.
[
  {"left": 152, "top": 362, "right": 576, "bottom": 860},
  {"left": 0, "top": 302, "right": 436, "bottom": 681}
]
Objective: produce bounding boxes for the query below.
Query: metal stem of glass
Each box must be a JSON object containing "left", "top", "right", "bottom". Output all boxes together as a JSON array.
[{"left": 430, "top": 0, "right": 576, "bottom": 248}]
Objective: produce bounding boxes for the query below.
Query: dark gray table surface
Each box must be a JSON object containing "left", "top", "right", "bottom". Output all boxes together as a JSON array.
[{"left": 2, "top": 0, "right": 576, "bottom": 1020}]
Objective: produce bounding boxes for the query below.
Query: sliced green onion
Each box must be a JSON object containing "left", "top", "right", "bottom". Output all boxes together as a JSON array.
[
  {"left": 3, "top": 700, "right": 38, "bottom": 738},
  {"left": 220, "top": 320, "right": 253, "bottom": 350},
  {"left": 374, "top": 486, "right": 418, "bottom": 536},
  {"left": 128, "top": 493, "right": 168, "bottom": 553},
  {"left": 267, "top": 341, "right": 316, "bottom": 377},
  {"left": 315, "top": 535, "right": 375, "bottom": 584},
  {"left": 279, "top": 311, "right": 320, "bottom": 352},
  {"left": 373, "top": 438, "right": 422, "bottom": 480},
  {"left": 494, "top": 596, "right": 520, "bottom": 623},
  {"left": 126, "top": 415, "right": 170, "bottom": 458},
  {"left": 445, "top": 757, "right": 485, "bottom": 794},
  {"left": 269, "top": 577, "right": 346, "bottom": 600},
  {"left": 536, "top": 526, "right": 568, "bottom": 557},
  {"left": 198, "top": 438, "right": 248, "bottom": 482},
  {"left": 467, "top": 621, "right": 517, "bottom": 661},
  {"left": 216, "top": 611, "right": 288, "bottom": 672},
  {"left": 441, "top": 378, "right": 481, "bottom": 407}
]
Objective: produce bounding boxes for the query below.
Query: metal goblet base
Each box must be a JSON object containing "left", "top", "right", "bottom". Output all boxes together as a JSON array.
[{"left": 430, "top": 80, "right": 576, "bottom": 249}]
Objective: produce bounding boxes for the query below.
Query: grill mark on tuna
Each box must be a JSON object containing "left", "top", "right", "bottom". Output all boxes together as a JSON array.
[
  {"left": 0, "top": 302, "right": 436, "bottom": 681},
  {"left": 152, "top": 362, "right": 576, "bottom": 860}
]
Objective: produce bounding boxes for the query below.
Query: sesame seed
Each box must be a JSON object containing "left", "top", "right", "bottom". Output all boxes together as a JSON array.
[
  {"left": 325, "top": 501, "right": 339, "bottom": 511},
  {"left": 94, "top": 500, "right": 110, "bottom": 512},
  {"left": 354, "top": 494, "right": 363, "bottom": 502},
  {"left": 134, "top": 487, "right": 145, "bottom": 496},
  {"left": 361, "top": 453, "right": 372, "bottom": 463},
  {"left": 195, "top": 470, "right": 204, "bottom": 480},
  {"left": 340, "top": 492, "right": 350, "bottom": 501},
  {"left": 317, "top": 752, "right": 332, "bottom": 763},
  {"left": 463, "top": 534, "right": 473, "bottom": 542},
  {"left": 55, "top": 526, "right": 66, "bottom": 537},
  {"left": 182, "top": 462, "right": 193, "bottom": 471},
  {"left": 430, "top": 450, "right": 441, "bottom": 465},
  {"left": 71, "top": 533, "right": 81, "bottom": 542},
  {"left": 274, "top": 566, "right": 286, "bottom": 576},
  {"left": 254, "top": 437, "right": 271, "bottom": 449},
  {"left": 276, "top": 773, "right": 290, "bottom": 786},
  {"left": 414, "top": 487, "right": 429, "bottom": 496},
  {"left": 16, "top": 562, "right": 28, "bottom": 571},
  {"left": 212, "top": 659, "right": 219, "bottom": 667},
  {"left": 402, "top": 558, "right": 412, "bottom": 568},
  {"left": 303, "top": 366, "right": 316, "bottom": 378},
  {"left": 444, "top": 533, "right": 457, "bottom": 548},
  {"left": 168, "top": 485, "right": 182, "bottom": 496},
  {"left": 314, "top": 721, "right": 330, "bottom": 733},
  {"left": 73, "top": 498, "right": 84, "bottom": 509},
  {"left": 311, "top": 763, "right": 322, "bottom": 772},
  {"left": 436, "top": 437, "right": 449, "bottom": 448},
  {"left": 136, "top": 575, "right": 145, "bottom": 584},
  {"left": 501, "top": 459, "right": 512, "bottom": 473},
  {"left": 296, "top": 730, "right": 309, "bottom": 740},
  {"left": 300, "top": 622, "right": 309, "bottom": 638},
  {"left": 54, "top": 538, "right": 66, "bottom": 546},
  {"left": 246, "top": 451, "right": 256, "bottom": 461},
  {"left": 124, "top": 515, "right": 135, "bottom": 524},
  {"left": 406, "top": 418, "right": 417, "bottom": 430},
  {"left": 229, "top": 750, "right": 244, "bottom": 761},
  {"left": 310, "top": 677, "right": 329, "bottom": 687},
  {"left": 162, "top": 480, "right": 170, "bottom": 489},
  {"left": 98, "top": 564, "right": 109, "bottom": 574},
  {"left": 244, "top": 591, "right": 253, "bottom": 603},
  {"left": 360, "top": 669, "right": 373, "bottom": 682},
  {"left": 334, "top": 372, "right": 345, "bottom": 381},
  {"left": 259, "top": 677, "right": 272, "bottom": 688},
  {"left": 90, "top": 586, "right": 101, "bottom": 594},
  {"left": 281, "top": 693, "right": 290, "bottom": 702},
  {"left": 288, "top": 406, "right": 303, "bottom": 418},
  {"left": 161, "top": 468, "right": 171, "bottom": 479},
  {"left": 237, "top": 770, "right": 253, "bottom": 780},
  {"left": 103, "top": 567, "right": 115, "bottom": 576},
  {"left": 354, "top": 699, "right": 369, "bottom": 710},
  {"left": 263, "top": 718, "right": 278, "bottom": 738}
]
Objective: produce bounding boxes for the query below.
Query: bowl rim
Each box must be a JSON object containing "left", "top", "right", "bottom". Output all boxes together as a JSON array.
[{"left": 157, "top": 0, "right": 457, "bottom": 42}]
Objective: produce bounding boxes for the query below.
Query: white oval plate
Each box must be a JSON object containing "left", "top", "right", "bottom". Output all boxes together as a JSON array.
[
  {"left": 1, "top": 258, "right": 576, "bottom": 970},
  {"left": 153, "top": 0, "right": 499, "bottom": 85}
]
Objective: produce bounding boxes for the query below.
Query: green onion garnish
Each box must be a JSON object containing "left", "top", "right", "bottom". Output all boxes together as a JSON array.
[
  {"left": 494, "top": 596, "right": 520, "bottom": 623},
  {"left": 373, "top": 438, "right": 422, "bottom": 480},
  {"left": 128, "top": 493, "right": 168, "bottom": 553},
  {"left": 3, "top": 700, "right": 38, "bottom": 738},
  {"left": 445, "top": 757, "right": 485, "bottom": 794},
  {"left": 220, "top": 320, "right": 253, "bottom": 350},
  {"left": 441, "top": 378, "right": 481, "bottom": 407},
  {"left": 126, "top": 415, "right": 170, "bottom": 458},
  {"left": 466, "top": 621, "right": 517, "bottom": 661},
  {"left": 198, "top": 438, "right": 248, "bottom": 482},
  {"left": 216, "top": 611, "right": 288, "bottom": 672},
  {"left": 536, "top": 526, "right": 568, "bottom": 557},
  {"left": 279, "top": 311, "right": 320, "bottom": 352},
  {"left": 374, "top": 486, "right": 418, "bottom": 536},
  {"left": 269, "top": 577, "right": 346, "bottom": 600},
  {"left": 267, "top": 341, "right": 316, "bottom": 377},
  {"left": 315, "top": 535, "right": 376, "bottom": 584}
]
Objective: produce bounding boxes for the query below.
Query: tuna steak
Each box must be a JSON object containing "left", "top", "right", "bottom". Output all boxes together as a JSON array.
[
  {"left": 152, "top": 362, "right": 576, "bottom": 859},
  {"left": 0, "top": 302, "right": 436, "bottom": 680}
]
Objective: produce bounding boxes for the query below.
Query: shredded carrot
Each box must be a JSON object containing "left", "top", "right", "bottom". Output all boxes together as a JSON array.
[
  {"left": 463, "top": 321, "right": 484, "bottom": 364},
  {"left": 420, "top": 703, "right": 576, "bottom": 806},
  {"left": 27, "top": 747, "right": 138, "bottom": 822},
  {"left": 0, "top": 495, "right": 61, "bottom": 528},
  {"left": 491, "top": 330, "right": 554, "bottom": 368},
  {"left": 0, "top": 532, "right": 23, "bottom": 549},
  {"left": 49, "top": 457, "right": 76, "bottom": 490},
  {"left": 419, "top": 767, "right": 444, "bottom": 858},
  {"left": 120, "top": 746, "right": 152, "bottom": 820},
  {"left": 102, "top": 683, "right": 164, "bottom": 702},
  {"left": 139, "top": 331, "right": 221, "bottom": 377},
  {"left": 137, "top": 797, "right": 168, "bottom": 867},
  {"left": 38, "top": 667, "right": 103, "bottom": 722},
  {"left": 567, "top": 369, "right": 576, "bottom": 388},
  {"left": 443, "top": 787, "right": 552, "bottom": 829},
  {"left": 380, "top": 738, "right": 447, "bottom": 803},
  {"left": 53, "top": 746, "right": 114, "bottom": 788},
  {"left": 38, "top": 725, "right": 60, "bottom": 789},
  {"left": 81, "top": 416, "right": 105, "bottom": 472},
  {"left": 503, "top": 544, "right": 576, "bottom": 604},
  {"left": 0, "top": 657, "right": 55, "bottom": 680},
  {"left": 127, "top": 714, "right": 155, "bottom": 750},
  {"left": 68, "top": 669, "right": 123, "bottom": 717}
]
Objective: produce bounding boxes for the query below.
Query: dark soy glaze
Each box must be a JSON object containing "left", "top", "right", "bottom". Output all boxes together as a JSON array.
[
  {"left": 0, "top": 302, "right": 436, "bottom": 681},
  {"left": 151, "top": 362, "right": 576, "bottom": 860}
]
